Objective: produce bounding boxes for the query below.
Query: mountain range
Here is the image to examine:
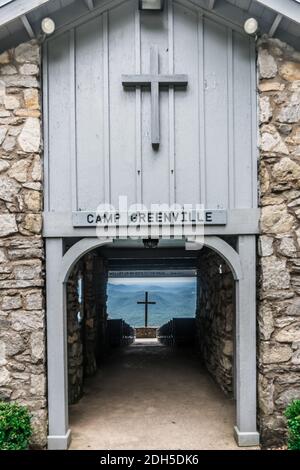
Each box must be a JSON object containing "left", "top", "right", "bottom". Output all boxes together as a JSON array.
[{"left": 107, "top": 280, "right": 196, "bottom": 327}]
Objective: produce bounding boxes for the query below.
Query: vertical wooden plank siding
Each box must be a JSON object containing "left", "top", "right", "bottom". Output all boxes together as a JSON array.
[
  {"left": 168, "top": 0, "right": 175, "bottom": 206},
  {"left": 45, "top": 0, "right": 257, "bottom": 213},
  {"left": 135, "top": 6, "right": 142, "bottom": 205},
  {"left": 47, "top": 32, "right": 71, "bottom": 211},
  {"left": 75, "top": 17, "right": 104, "bottom": 210}
]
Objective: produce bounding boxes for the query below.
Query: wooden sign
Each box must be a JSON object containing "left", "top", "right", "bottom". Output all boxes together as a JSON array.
[{"left": 72, "top": 209, "right": 227, "bottom": 227}]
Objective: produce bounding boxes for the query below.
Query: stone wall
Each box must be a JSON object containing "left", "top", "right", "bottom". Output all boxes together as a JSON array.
[
  {"left": 258, "top": 37, "right": 300, "bottom": 447},
  {"left": 67, "top": 260, "right": 84, "bottom": 404},
  {"left": 0, "top": 41, "right": 46, "bottom": 447},
  {"left": 67, "top": 253, "right": 108, "bottom": 404},
  {"left": 196, "top": 248, "right": 234, "bottom": 396}
]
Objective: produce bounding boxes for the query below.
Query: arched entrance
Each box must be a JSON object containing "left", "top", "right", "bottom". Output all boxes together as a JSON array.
[{"left": 46, "top": 235, "right": 259, "bottom": 449}]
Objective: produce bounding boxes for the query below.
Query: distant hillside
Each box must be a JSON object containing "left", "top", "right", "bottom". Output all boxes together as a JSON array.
[{"left": 107, "top": 280, "right": 196, "bottom": 327}]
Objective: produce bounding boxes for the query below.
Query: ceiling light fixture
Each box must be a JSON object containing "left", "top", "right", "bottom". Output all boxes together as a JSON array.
[
  {"left": 139, "top": 0, "right": 164, "bottom": 11},
  {"left": 244, "top": 17, "right": 259, "bottom": 36},
  {"left": 41, "top": 17, "right": 56, "bottom": 36},
  {"left": 143, "top": 238, "right": 159, "bottom": 249}
]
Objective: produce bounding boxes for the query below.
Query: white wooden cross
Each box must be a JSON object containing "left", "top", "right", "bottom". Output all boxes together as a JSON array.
[{"left": 122, "top": 46, "right": 188, "bottom": 148}]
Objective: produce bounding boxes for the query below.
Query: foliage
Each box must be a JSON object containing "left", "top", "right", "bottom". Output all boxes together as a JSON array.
[
  {"left": 285, "top": 400, "right": 300, "bottom": 450},
  {"left": 0, "top": 402, "right": 32, "bottom": 450}
]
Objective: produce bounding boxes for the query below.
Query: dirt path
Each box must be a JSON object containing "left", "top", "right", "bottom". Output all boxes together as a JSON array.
[{"left": 69, "top": 339, "right": 245, "bottom": 450}]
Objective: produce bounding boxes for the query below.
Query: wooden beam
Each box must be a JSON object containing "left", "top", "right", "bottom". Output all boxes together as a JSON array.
[
  {"left": 269, "top": 13, "right": 283, "bottom": 37},
  {"left": 84, "top": 0, "right": 94, "bottom": 11},
  {"left": 20, "top": 14, "right": 35, "bottom": 39},
  {"left": 0, "top": 0, "right": 51, "bottom": 27},
  {"left": 256, "top": 0, "right": 300, "bottom": 24},
  {"left": 207, "top": 0, "right": 216, "bottom": 10}
]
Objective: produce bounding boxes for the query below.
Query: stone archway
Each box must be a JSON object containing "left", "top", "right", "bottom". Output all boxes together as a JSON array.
[{"left": 45, "top": 235, "right": 259, "bottom": 449}]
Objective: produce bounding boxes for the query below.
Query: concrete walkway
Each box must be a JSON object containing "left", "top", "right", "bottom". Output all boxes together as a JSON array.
[{"left": 69, "top": 339, "right": 241, "bottom": 450}]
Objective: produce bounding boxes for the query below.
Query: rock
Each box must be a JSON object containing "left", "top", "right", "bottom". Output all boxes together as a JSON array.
[
  {"left": 24, "top": 191, "right": 41, "bottom": 212},
  {"left": 30, "top": 409, "right": 47, "bottom": 448},
  {"left": 277, "top": 90, "right": 300, "bottom": 123},
  {"left": 18, "top": 117, "right": 40, "bottom": 152},
  {"left": 278, "top": 237, "right": 297, "bottom": 257},
  {"left": 23, "top": 89, "right": 39, "bottom": 110},
  {"left": 260, "top": 96, "right": 272, "bottom": 123},
  {"left": 15, "top": 109, "right": 40, "bottom": 118},
  {"left": 258, "top": 49, "right": 278, "bottom": 79},
  {"left": 0, "top": 65, "right": 17, "bottom": 75},
  {"left": 30, "top": 374, "right": 45, "bottom": 396},
  {"left": 260, "top": 205, "right": 294, "bottom": 234},
  {"left": 277, "top": 124, "right": 293, "bottom": 136},
  {"left": 258, "top": 375, "right": 274, "bottom": 415},
  {"left": 10, "top": 311, "right": 43, "bottom": 331},
  {"left": 15, "top": 42, "right": 40, "bottom": 64},
  {"left": 3, "top": 332, "right": 25, "bottom": 356},
  {"left": 279, "top": 61, "right": 300, "bottom": 81},
  {"left": 13, "top": 260, "right": 42, "bottom": 280},
  {"left": 1, "top": 294, "right": 22, "bottom": 310},
  {"left": 260, "top": 162, "right": 270, "bottom": 195},
  {"left": 0, "top": 175, "right": 20, "bottom": 202},
  {"left": 22, "top": 214, "right": 42, "bottom": 234},
  {"left": 2, "top": 136, "right": 16, "bottom": 152},
  {"left": 261, "top": 256, "right": 290, "bottom": 290},
  {"left": 1, "top": 75, "right": 39, "bottom": 88},
  {"left": 275, "top": 388, "right": 300, "bottom": 407},
  {"left": 273, "top": 157, "right": 300, "bottom": 189},
  {"left": 0, "top": 214, "right": 18, "bottom": 236},
  {"left": 8, "top": 159, "right": 30, "bottom": 182},
  {"left": 0, "top": 126, "right": 7, "bottom": 145},
  {"left": 0, "top": 248, "right": 7, "bottom": 262},
  {"left": 259, "top": 303, "right": 275, "bottom": 340},
  {"left": 0, "top": 110, "right": 11, "bottom": 118},
  {"left": 275, "top": 324, "right": 300, "bottom": 343},
  {"left": 259, "top": 81, "right": 285, "bottom": 92},
  {"left": 286, "top": 298, "right": 300, "bottom": 316},
  {"left": 0, "top": 160, "right": 9, "bottom": 173},
  {"left": 260, "top": 342, "right": 293, "bottom": 364},
  {"left": 30, "top": 156, "right": 41, "bottom": 181},
  {"left": 0, "top": 368, "right": 10, "bottom": 386},
  {"left": 292, "top": 349, "right": 300, "bottom": 365},
  {"left": 286, "top": 127, "right": 300, "bottom": 145},
  {"left": 0, "top": 341, "right": 6, "bottom": 366},
  {"left": 31, "top": 331, "right": 45, "bottom": 361},
  {"left": 23, "top": 182, "right": 41, "bottom": 191},
  {"left": 222, "top": 340, "right": 233, "bottom": 356},
  {"left": 260, "top": 125, "right": 289, "bottom": 154},
  {"left": 4, "top": 95, "right": 20, "bottom": 110},
  {"left": 0, "top": 51, "right": 10, "bottom": 64},
  {"left": 259, "top": 236, "right": 273, "bottom": 257},
  {"left": 261, "top": 195, "right": 285, "bottom": 206},
  {"left": 8, "top": 126, "right": 21, "bottom": 137},
  {"left": 20, "top": 64, "right": 39, "bottom": 76},
  {"left": 24, "top": 291, "right": 43, "bottom": 310}
]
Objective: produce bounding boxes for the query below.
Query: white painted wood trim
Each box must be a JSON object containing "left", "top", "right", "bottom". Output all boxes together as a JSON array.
[
  {"left": 185, "top": 235, "right": 243, "bottom": 280},
  {"left": 20, "top": 14, "right": 35, "bottom": 39},
  {"left": 256, "top": 0, "right": 300, "bottom": 24},
  {"left": 43, "top": 209, "right": 260, "bottom": 237},
  {"left": 60, "top": 237, "right": 113, "bottom": 283},
  {"left": 0, "top": 0, "right": 50, "bottom": 27}
]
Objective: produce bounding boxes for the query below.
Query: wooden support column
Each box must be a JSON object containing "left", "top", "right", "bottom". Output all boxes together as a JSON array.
[
  {"left": 234, "top": 235, "right": 259, "bottom": 446},
  {"left": 46, "top": 238, "right": 71, "bottom": 450}
]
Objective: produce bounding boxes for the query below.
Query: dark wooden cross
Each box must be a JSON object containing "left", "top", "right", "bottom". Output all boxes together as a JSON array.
[
  {"left": 122, "top": 46, "right": 188, "bottom": 148},
  {"left": 137, "top": 291, "right": 156, "bottom": 328}
]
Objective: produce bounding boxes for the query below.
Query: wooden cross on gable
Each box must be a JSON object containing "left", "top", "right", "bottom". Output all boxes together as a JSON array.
[{"left": 122, "top": 46, "right": 188, "bottom": 148}]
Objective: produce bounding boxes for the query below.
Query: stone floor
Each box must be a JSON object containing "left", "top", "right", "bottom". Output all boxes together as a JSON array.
[{"left": 69, "top": 339, "right": 249, "bottom": 450}]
